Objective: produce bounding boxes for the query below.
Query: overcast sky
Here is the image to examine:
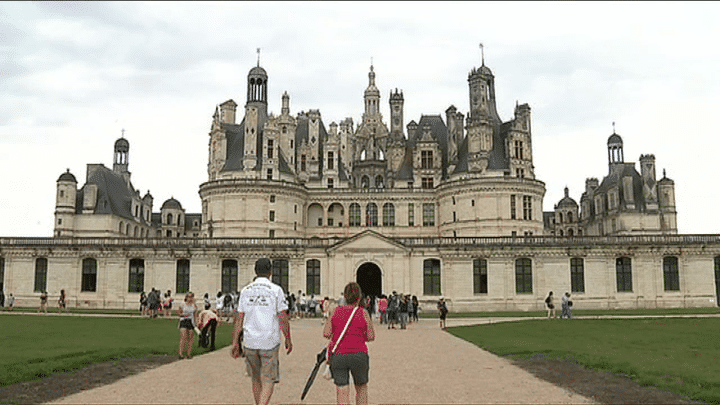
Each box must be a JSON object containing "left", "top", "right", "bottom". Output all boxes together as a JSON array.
[{"left": 1, "top": 1, "right": 719, "bottom": 237}]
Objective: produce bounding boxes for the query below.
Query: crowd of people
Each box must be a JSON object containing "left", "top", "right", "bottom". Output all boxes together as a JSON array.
[{"left": 545, "top": 291, "right": 573, "bottom": 319}]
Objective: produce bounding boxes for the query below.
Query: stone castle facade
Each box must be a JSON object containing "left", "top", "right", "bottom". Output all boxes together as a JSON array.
[{"left": 1, "top": 55, "right": 717, "bottom": 312}]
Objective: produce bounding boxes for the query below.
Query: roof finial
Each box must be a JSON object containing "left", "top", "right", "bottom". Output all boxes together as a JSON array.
[
  {"left": 663, "top": 168, "right": 667, "bottom": 178},
  {"left": 612, "top": 121, "right": 616, "bottom": 134},
  {"left": 256, "top": 47, "right": 261, "bottom": 67},
  {"left": 121, "top": 128, "right": 125, "bottom": 138},
  {"left": 479, "top": 43, "right": 484, "bottom": 66}
]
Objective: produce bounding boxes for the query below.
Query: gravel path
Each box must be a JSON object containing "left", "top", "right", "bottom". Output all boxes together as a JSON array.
[{"left": 49, "top": 317, "right": 591, "bottom": 404}]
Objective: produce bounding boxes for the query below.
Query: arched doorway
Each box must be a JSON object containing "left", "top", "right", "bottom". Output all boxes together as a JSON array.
[{"left": 356, "top": 262, "right": 382, "bottom": 298}]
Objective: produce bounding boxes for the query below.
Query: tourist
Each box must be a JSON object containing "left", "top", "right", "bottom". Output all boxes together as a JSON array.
[
  {"left": 545, "top": 291, "right": 556, "bottom": 319},
  {"left": 148, "top": 288, "right": 159, "bottom": 318},
  {"left": 0, "top": 289, "right": 4, "bottom": 307},
  {"left": 38, "top": 291, "right": 48, "bottom": 314},
  {"left": 298, "top": 292, "right": 307, "bottom": 319},
  {"left": 164, "top": 290, "right": 174, "bottom": 317},
  {"left": 232, "top": 258, "right": 292, "bottom": 405},
  {"left": 405, "top": 294, "right": 413, "bottom": 324},
  {"left": 288, "top": 292, "right": 296, "bottom": 320},
  {"left": 308, "top": 294, "right": 317, "bottom": 318},
  {"left": 338, "top": 292, "right": 345, "bottom": 306},
  {"left": 203, "top": 292, "right": 211, "bottom": 309},
  {"left": 437, "top": 297, "right": 448, "bottom": 329},
  {"left": 399, "top": 294, "right": 409, "bottom": 329},
  {"left": 223, "top": 292, "right": 234, "bottom": 321},
  {"left": 216, "top": 291, "right": 224, "bottom": 315},
  {"left": 378, "top": 295, "right": 388, "bottom": 324},
  {"left": 7, "top": 293, "right": 14, "bottom": 310},
  {"left": 387, "top": 292, "right": 398, "bottom": 329},
  {"left": 561, "top": 292, "right": 573, "bottom": 319},
  {"left": 140, "top": 291, "right": 148, "bottom": 316},
  {"left": 58, "top": 289, "right": 66, "bottom": 314},
  {"left": 197, "top": 303, "right": 219, "bottom": 351},
  {"left": 178, "top": 292, "right": 198, "bottom": 359},
  {"left": 411, "top": 295, "right": 419, "bottom": 322},
  {"left": 323, "top": 282, "right": 375, "bottom": 405},
  {"left": 322, "top": 296, "right": 331, "bottom": 324}
]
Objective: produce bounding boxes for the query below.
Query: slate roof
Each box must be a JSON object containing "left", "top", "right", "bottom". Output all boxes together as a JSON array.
[
  {"left": 595, "top": 162, "right": 646, "bottom": 211},
  {"left": 57, "top": 169, "right": 77, "bottom": 183},
  {"left": 220, "top": 105, "right": 268, "bottom": 172},
  {"left": 77, "top": 165, "right": 144, "bottom": 223}
]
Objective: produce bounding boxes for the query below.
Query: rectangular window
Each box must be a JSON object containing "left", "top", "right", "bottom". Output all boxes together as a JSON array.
[
  {"left": 422, "top": 203, "right": 435, "bottom": 226},
  {"left": 421, "top": 177, "right": 434, "bottom": 189},
  {"left": 327, "top": 178, "right": 333, "bottom": 189},
  {"left": 81, "top": 258, "right": 97, "bottom": 292},
  {"left": 221, "top": 259, "right": 238, "bottom": 293},
  {"left": 473, "top": 258, "right": 488, "bottom": 294},
  {"left": 328, "top": 151, "right": 334, "bottom": 170},
  {"left": 523, "top": 196, "right": 532, "bottom": 220},
  {"left": 266, "top": 169, "right": 272, "bottom": 180},
  {"left": 269, "top": 229, "right": 275, "bottom": 238},
  {"left": 570, "top": 258, "right": 585, "bottom": 293},
  {"left": 510, "top": 195, "right": 516, "bottom": 219},
  {"left": 408, "top": 181, "right": 413, "bottom": 189},
  {"left": 328, "top": 218, "right": 334, "bottom": 226},
  {"left": 306, "top": 259, "right": 321, "bottom": 295},
  {"left": 176, "top": 259, "right": 190, "bottom": 294},
  {"left": 515, "top": 258, "right": 533, "bottom": 294},
  {"left": 423, "top": 259, "right": 441, "bottom": 295},
  {"left": 270, "top": 195, "right": 276, "bottom": 203},
  {"left": 267, "top": 139, "right": 274, "bottom": 159},
  {"left": 301, "top": 155, "right": 306, "bottom": 171},
  {"left": 616, "top": 257, "right": 633, "bottom": 292},
  {"left": 408, "top": 203, "right": 415, "bottom": 227},
  {"left": 272, "top": 259, "right": 289, "bottom": 293},
  {"left": 663, "top": 256, "right": 680, "bottom": 291},
  {"left": 514, "top": 140, "right": 524, "bottom": 159},
  {"left": 269, "top": 210, "right": 275, "bottom": 222},
  {"left": 349, "top": 204, "right": 361, "bottom": 227},
  {"left": 34, "top": 257, "right": 48, "bottom": 292},
  {"left": 421, "top": 150, "right": 433, "bottom": 169},
  {"left": 128, "top": 259, "right": 144, "bottom": 293}
]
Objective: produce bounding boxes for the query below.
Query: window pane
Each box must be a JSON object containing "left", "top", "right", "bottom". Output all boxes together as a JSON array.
[
  {"left": 423, "top": 259, "right": 441, "bottom": 295},
  {"left": 176, "top": 259, "right": 190, "bottom": 294},
  {"left": 422, "top": 203, "right": 435, "bottom": 226},
  {"left": 306, "top": 259, "right": 320, "bottom": 295},
  {"left": 35, "top": 258, "right": 48, "bottom": 292},
  {"left": 383, "top": 203, "right": 395, "bottom": 226},
  {"left": 515, "top": 258, "right": 532, "bottom": 294},
  {"left": 473, "top": 258, "right": 488, "bottom": 294},
  {"left": 81, "top": 258, "right": 97, "bottom": 292},
  {"left": 570, "top": 258, "right": 585, "bottom": 293},
  {"left": 349, "top": 203, "right": 361, "bottom": 227},
  {"left": 663, "top": 256, "right": 680, "bottom": 291},
  {"left": 616, "top": 257, "right": 632, "bottom": 292},
  {"left": 366, "top": 203, "right": 378, "bottom": 226},
  {"left": 128, "top": 259, "right": 144, "bottom": 293},
  {"left": 272, "top": 259, "right": 289, "bottom": 293},
  {"left": 222, "top": 259, "right": 238, "bottom": 293}
]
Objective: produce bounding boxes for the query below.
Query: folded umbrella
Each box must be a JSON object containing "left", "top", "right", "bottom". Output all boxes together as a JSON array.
[{"left": 300, "top": 346, "right": 328, "bottom": 401}]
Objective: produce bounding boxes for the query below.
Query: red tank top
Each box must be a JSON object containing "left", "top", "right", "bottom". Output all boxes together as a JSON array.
[{"left": 330, "top": 305, "right": 368, "bottom": 354}]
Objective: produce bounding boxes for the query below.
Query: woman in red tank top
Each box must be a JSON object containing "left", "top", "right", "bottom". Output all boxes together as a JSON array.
[{"left": 323, "top": 282, "right": 375, "bottom": 405}]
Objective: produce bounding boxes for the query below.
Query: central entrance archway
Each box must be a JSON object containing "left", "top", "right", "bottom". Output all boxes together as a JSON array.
[{"left": 356, "top": 262, "right": 382, "bottom": 298}]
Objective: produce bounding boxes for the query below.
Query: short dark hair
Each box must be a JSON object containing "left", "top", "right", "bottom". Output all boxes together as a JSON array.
[
  {"left": 205, "top": 304, "right": 211, "bottom": 310},
  {"left": 255, "top": 257, "right": 272, "bottom": 276},
  {"left": 343, "top": 282, "right": 362, "bottom": 306}
]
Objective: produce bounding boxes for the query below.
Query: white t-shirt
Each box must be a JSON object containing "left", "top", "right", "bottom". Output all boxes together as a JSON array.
[
  {"left": 239, "top": 277, "right": 288, "bottom": 350},
  {"left": 216, "top": 296, "right": 224, "bottom": 310}
]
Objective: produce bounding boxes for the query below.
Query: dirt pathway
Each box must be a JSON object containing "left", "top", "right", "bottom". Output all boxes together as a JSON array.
[{"left": 49, "top": 317, "right": 591, "bottom": 404}]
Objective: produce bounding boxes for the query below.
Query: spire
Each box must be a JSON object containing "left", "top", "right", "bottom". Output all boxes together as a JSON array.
[
  {"left": 564, "top": 186, "right": 569, "bottom": 197},
  {"left": 612, "top": 121, "right": 616, "bottom": 134},
  {"left": 369, "top": 64, "right": 376, "bottom": 87},
  {"left": 479, "top": 43, "right": 484, "bottom": 66},
  {"left": 256, "top": 47, "right": 261, "bottom": 67}
]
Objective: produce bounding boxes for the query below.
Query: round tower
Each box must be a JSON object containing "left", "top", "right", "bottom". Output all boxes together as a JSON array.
[
  {"left": 113, "top": 137, "right": 129, "bottom": 174},
  {"left": 54, "top": 169, "right": 77, "bottom": 237},
  {"left": 657, "top": 170, "right": 677, "bottom": 233},
  {"left": 161, "top": 197, "right": 185, "bottom": 238},
  {"left": 607, "top": 131, "right": 624, "bottom": 166}
]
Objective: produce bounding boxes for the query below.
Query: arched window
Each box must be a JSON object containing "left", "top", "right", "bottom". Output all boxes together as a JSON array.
[
  {"left": 567, "top": 212, "right": 573, "bottom": 222},
  {"left": 81, "top": 258, "right": 97, "bottom": 292},
  {"left": 616, "top": 257, "right": 632, "bottom": 292},
  {"left": 423, "top": 259, "right": 441, "bottom": 295},
  {"left": 128, "top": 258, "right": 144, "bottom": 293},
  {"left": 308, "top": 203, "right": 324, "bottom": 227},
  {"left": 119, "top": 222, "right": 124, "bottom": 234},
  {"left": 125, "top": 223, "right": 130, "bottom": 235},
  {"left": 663, "top": 256, "right": 680, "bottom": 291},
  {"left": 133, "top": 226, "right": 138, "bottom": 237},
  {"left": 176, "top": 259, "right": 190, "bottom": 294},
  {"left": 361, "top": 176, "right": 369, "bottom": 189},
  {"left": 221, "top": 259, "right": 238, "bottom": 293},
  {"left": 34, "top": 258, "right": 48, "bottom": 292},
  {"left": 366, "top": 203, "right": 378, "bottom": 226},
  {"left": 375, "top": 175, "right": 384, "bottom": 189},
  {"left": 515, "top": 258, "right": 532, "bottom": 294},
  {"left": 272, "top": 259, "right": 289, "bottom": 293},
  {"left": 306, "top": 259, "right": 320, "bottom": 295},
  {"left": 382, "top": 203, "right": 395, "bottom": 226},
  {"left": 568, "top": 229, "right": 574, "bottom": 236},
  {"left": 559, "top": 212, "right": 563, "bottom": 223},
  {"left": 167, "top": 213, "right": 173, "bottom": 225},
  {"left": 349, "top": 203, "right": 361, "bottom": 227}
]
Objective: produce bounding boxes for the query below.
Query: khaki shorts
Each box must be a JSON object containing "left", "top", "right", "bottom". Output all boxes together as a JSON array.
[{"left": 244, "top": 345, "right": 280, "bottom": 383}]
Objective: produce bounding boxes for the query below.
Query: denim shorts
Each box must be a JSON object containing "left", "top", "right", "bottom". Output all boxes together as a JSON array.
[{"left": 331, "top": 352, "right": 369, "bottom": 386}]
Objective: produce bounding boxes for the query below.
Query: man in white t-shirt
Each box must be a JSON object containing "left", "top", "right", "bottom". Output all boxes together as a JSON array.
[{"left": 232, "top": 258, "right": 292, "bottom": 405}]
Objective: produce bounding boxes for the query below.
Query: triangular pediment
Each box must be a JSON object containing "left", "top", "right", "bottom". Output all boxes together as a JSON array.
[{"left": 328, "top": 230, "right": 408, "bottom": 253}]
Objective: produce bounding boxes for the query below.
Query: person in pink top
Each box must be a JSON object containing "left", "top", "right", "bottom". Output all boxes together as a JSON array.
[
  {"left": 323, "top": 282, "right": 375, "bottom": 405},
  {"left": 377, "top": 295, "right": 388, "bottom": 325}
]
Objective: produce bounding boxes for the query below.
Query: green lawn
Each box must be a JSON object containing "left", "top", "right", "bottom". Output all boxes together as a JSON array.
[
  {"left": 448, "top": 318, "right": 720, "bottom": 404},
  {"left": 0, "top": 315, "right": 234, "bottom": 386},
  {"left": 418, "top": 306, "right": 720, "bottom": 318}
]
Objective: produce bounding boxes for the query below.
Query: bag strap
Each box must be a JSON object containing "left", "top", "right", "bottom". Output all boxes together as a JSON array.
[{"left": 330, "top": 306, "right": 359, "bottom": 354}]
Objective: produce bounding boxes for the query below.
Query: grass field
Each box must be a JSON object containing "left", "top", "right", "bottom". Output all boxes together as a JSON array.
[
  {"left": 448, "top": 318, "right": 720, "bottom": 404},
  {"left": 0, "top": 315, "right": 234, "bottom": 387},
  {"left": 418, "top": 306, "right": 720, "bottom": 318}
]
